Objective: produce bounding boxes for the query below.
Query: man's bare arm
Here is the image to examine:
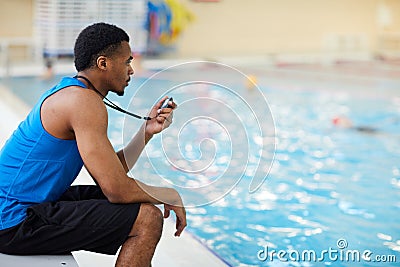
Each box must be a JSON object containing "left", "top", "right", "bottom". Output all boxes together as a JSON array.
[
  {"left": 68, "top": 92, "right": 186, "bottom": 236},
  {"left": 116, "top": 123, "right": 149, "bottom": 173},
  {"left": 70, "top": 92, "right": 176, "bottom": 204}
]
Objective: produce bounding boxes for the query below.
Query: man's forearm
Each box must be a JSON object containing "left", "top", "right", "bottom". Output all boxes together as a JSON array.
[
  {"left": 133, "top": 179, "right": 183, "bottom": 206},
  {"left": 117, "top": 123, "right": 153, "bottom": 172}
]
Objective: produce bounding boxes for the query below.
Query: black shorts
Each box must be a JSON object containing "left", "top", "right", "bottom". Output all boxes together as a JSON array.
[{"left": 0, "top": 185, "right": 140, "bottom": 255}]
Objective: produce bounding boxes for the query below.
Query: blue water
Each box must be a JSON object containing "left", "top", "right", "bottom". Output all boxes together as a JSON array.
[{"left": 1, "top": 69, "right": 399, "bottom": 267}]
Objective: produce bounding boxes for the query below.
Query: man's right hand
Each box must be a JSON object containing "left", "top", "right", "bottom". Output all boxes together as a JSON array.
[{"left": 163, "top": 201, "right": 187, "bottom": 237}]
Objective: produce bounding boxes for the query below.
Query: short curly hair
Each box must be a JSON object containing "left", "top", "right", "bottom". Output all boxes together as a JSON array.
[{"left": 74, "top": 22, "right": 130, "bottom": 71}]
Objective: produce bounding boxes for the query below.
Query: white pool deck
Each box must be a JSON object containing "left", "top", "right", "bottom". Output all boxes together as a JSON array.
[{"left": 0, "top": 62, "right": 229, "bottom": 266}]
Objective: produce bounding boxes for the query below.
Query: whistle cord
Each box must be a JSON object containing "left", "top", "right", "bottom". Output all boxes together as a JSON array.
[{"left": 74, "top": 75, "right": 152, "bottom": 120}]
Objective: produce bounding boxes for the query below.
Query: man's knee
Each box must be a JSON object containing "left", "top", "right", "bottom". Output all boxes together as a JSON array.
[{"left": 130, "top": 203, "right": 163, "bottom": 240}]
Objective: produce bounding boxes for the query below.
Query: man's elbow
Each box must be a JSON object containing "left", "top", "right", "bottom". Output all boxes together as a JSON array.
[
  {"left": 102, "top": 187, "right": 131, "bottom": 204},
  {"left": 99, "top": 178, "right": 147, "bottom": 204},
  {"left": 106, "top": 194, "right": 127, "bottom": 204}
]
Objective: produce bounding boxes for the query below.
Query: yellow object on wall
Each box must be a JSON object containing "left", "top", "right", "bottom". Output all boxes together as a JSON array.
[{"left": 159, "top": 0, "right": 195, "bottom": 44}]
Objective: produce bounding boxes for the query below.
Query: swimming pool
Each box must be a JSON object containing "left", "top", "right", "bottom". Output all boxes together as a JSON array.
[{"left": 1, "top": 62, "right": 399, "bottom": 266}]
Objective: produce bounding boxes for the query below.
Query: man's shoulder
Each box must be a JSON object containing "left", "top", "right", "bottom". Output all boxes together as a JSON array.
[
  {"left": 52, "top": 85, "right": 104, "bottom": 109},
  {"left": 44, "top": 85, "right": 108, "bottom": 127},
  {"left": 66, "top": 87, "right": 108, "bottom": 125}
]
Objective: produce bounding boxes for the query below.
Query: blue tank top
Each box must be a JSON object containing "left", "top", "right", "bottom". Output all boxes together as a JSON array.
[{"left": 0, "top": 77, "right": 86, "bottom": 230}]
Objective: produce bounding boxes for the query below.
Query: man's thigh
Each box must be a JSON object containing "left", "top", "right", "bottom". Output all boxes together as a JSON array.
[{"left": 0, "top": 198, "right": 140, "bottom": 255}]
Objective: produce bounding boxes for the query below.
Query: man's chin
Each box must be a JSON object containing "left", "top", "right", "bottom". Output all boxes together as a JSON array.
[{"left": 116, "top": 91, "right": 124, "bottom": 96}]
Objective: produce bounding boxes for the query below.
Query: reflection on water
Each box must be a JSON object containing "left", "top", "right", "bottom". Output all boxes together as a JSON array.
[{"left": 119, "top": 74, "right": 399, "bottom": 266}]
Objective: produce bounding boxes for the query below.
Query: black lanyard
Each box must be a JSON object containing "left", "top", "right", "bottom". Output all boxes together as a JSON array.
[{"left": 74, "top": 75, "right": 151, "bottom": 120}]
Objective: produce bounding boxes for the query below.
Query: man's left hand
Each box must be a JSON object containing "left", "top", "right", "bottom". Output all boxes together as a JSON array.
[{"left": 145, "top": 96, "right": 176, "bottom": 138}]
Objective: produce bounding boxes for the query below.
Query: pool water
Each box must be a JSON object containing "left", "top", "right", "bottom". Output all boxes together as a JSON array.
[{"left": 1, "top": 66, "right": 399, "bottom": 266}]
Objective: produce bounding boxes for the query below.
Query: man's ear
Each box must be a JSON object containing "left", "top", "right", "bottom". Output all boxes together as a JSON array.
[{"left": 97, "top": 56, "right": 107, "bottom": 70}]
